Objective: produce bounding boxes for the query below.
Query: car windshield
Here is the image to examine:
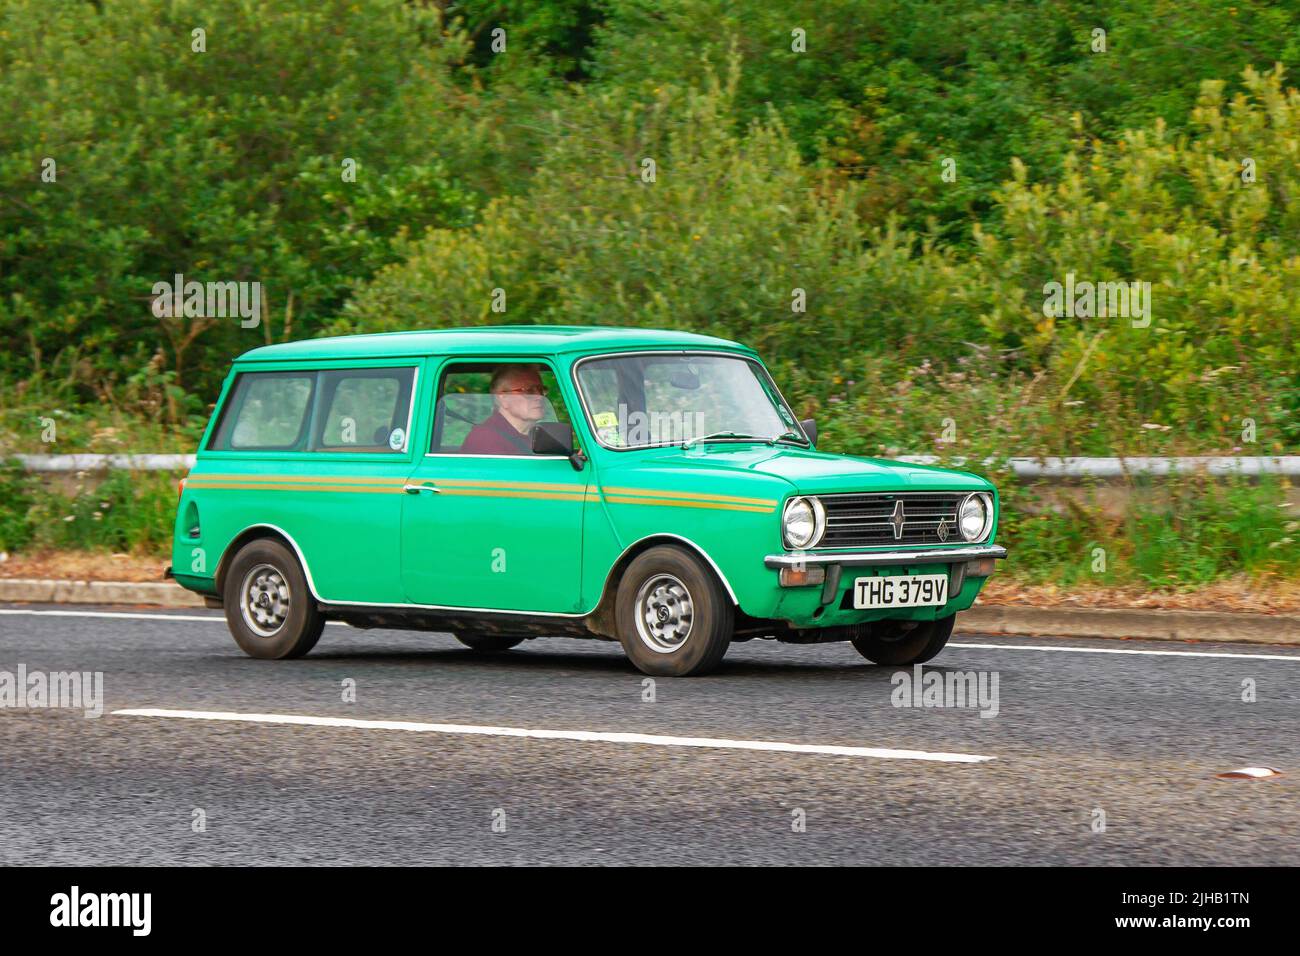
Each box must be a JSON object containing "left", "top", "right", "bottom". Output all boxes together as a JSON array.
[{"left": 575, "top": 353, "right": 806, "bottom": 449}]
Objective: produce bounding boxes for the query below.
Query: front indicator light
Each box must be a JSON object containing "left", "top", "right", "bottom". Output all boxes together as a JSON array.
[{"left": 779, "top": 566, "right": 826, "bottom": 587}]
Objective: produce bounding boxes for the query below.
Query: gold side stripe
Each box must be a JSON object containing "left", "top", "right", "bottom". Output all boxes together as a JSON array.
[
  {"left": 189, "top": 482, "right": 406, "bottom": 494},
  {"left": 604, "top": 495, "right": 775, "bottom": 514},
  {"left": 188, "top": 478, "right": 769, "bottom": 510},
  {"left": 194, "top": 482, "right": 598, "bottom": 501},
  {"left": 191, "top": 474, "right": 403, "bottom": 485},
  {"left": 440, "top": 489, "right": 600, "bottom": 502},
  {"left": 192, "top": 475, "right": 774, "bottom": 505},
  {"left": 435, "top": 479, "right": 593, "bottom": 493},
  {"left": 601, "top": 485, "right": 777, "bottom": 506}
]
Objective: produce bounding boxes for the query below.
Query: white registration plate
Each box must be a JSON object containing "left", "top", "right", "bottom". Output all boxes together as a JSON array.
[{"left": 853, "top": 574, "right": 948, "bottom": 609}]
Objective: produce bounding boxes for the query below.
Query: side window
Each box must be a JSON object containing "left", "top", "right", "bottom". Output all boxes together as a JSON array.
[
  {"left": 431, "top": 361, "right": 571, "bottom": 456},
  {"left": 209, "top": 371, "right": 315, "bottom": 451},
  {"left": 313, "top": 367, "right": 416, "bottom": 453}
]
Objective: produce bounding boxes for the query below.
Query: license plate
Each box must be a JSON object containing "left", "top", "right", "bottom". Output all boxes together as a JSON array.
[{"left": 853, "top": 574, "right": 948, "bottom": 609}]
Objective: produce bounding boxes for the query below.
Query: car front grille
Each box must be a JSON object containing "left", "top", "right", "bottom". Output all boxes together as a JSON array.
[{"left": 818, "top": 492, "right": 968, "bottom": 548}]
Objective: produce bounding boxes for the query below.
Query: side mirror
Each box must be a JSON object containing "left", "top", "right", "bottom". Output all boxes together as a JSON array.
[
  {"left": 799, "top": 418, "right": 818, "bottom": 446},
  {"left": 531, "top": 421, "right": 586, "bottom": 471}
]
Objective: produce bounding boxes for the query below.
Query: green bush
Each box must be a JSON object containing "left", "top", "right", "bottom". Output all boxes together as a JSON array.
[
  {"left": 346, "top": 62, "right": 1298, "bottom": 455},
  {"left": 0, "top": 0, "right": 479, "bottom": 404},
  {"left": 997, "top": 474, "right": 1298, "bottom": 587},
  {"left": 17, "top": 471, "right": 180, "bottom": 555},
  {"left": 588, "top": 0, "right": 1300, "bottom": 231},
  {"left": 0, "top": 460, "right": 36, "bottom": 552}
]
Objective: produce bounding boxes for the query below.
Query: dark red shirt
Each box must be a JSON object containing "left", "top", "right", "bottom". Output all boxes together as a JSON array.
[{"left": 460, "top": 409, "right": 533, "bottom": 455}]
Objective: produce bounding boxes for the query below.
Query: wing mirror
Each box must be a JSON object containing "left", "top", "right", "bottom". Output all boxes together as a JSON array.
[
  {"left": 531, "top": 421, "right": 587, "bottom": 470},
  {"left": 799, "top": 418, "right": 818, "bottom": 446}
]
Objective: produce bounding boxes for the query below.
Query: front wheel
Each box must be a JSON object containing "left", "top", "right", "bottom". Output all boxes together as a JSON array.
[
  {"left": 615, "top": 546, "right": 734, "bottom": 677},
  {"left": 850, "top": 614, "right": 955, "bottom": 666},
  {"left": 223, "top": 538, "right": 324, "bottom": 660}
]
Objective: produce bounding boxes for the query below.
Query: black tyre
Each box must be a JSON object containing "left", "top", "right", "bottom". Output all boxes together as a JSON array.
[
  {"left": 454, "top": 632, "right": 525, "bottom": 653},
  {"left": 615, "top": 546, "right": 734, "bottom": 677},
  {"left": 223, "top": 538, "right": 325, "bottom": 660},
  {"left": 850, "top": 614, "right": 956, "bottom": 666}
]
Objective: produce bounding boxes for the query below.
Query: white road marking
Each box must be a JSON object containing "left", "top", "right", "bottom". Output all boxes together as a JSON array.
[
  {"left": 949, "top": 641, "right": 1300, "bottom": 662},
  {"left": 113, "top": 707, "right": 995, "bottom": 763},
  {"left": 0, "top": 608, "right": 222, "bottom": 623},
  {"left": 4, "top": 608, "right": 1298, "bottom": 660},
  {"left": 0, "top": 608, "right": 347, "bottom": 626}
]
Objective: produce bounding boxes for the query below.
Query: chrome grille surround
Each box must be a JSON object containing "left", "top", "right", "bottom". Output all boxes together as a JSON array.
[{"left": 815, "top": 491, "right": 976, "bottom": 548}]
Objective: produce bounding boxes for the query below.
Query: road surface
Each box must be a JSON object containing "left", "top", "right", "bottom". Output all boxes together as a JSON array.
[{"left": 1, "top": 604, "right": 1296, "bottom": 865}]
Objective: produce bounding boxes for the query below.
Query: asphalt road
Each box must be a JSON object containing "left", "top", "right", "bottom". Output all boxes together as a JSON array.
[{"left": 1, "top": 603, "right": 1297, "bottom": 865}]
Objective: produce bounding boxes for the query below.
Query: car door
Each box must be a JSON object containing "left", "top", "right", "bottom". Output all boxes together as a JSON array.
[{"left": 400, "top": 356, "right": 590, "bottom": 613}]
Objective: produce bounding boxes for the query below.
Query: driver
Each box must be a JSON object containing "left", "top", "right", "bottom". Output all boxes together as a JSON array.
[{"left": 460, "top": 364, "right": 548, "bottom": 455}]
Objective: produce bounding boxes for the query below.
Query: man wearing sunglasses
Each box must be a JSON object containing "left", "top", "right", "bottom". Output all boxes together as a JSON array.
[{"left": 460, "top": 364, "right": 550, "bottom": 455}]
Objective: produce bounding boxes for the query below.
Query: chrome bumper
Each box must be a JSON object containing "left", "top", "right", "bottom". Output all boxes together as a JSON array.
[{"left": 764, "top": 544, "right": 1008, "bottom": 569}]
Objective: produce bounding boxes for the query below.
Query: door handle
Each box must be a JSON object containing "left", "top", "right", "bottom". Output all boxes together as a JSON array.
[{"left": 403, "top": 482, "right": 440, "bottom": 494}]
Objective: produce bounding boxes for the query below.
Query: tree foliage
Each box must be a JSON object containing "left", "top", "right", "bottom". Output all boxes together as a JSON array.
[
  {"left": 0, "top": 0, "right": 1296, "bottom": 455},
  {"left": 0, "top": 0, "right": 480, "bottom": 400}
]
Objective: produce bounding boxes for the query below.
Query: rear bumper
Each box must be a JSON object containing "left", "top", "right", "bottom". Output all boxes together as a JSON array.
[{"left": 763, "top": 544, "right": 1008, "bottom": 569}]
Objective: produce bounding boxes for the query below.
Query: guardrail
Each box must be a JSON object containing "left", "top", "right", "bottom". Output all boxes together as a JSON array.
[
  {"left": 14, "top": 454, "right": 197, "bottom": 472},
  {"left": 896, "top": 456, "right": 1300, "bottom": 477},
  {"left": 10, "top": 453, "right": 1300, "bottom": 477}
]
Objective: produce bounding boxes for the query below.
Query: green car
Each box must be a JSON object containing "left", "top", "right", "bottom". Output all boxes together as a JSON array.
[{"left": 171, "top": 326, "right": 1005, "bottom": 676}]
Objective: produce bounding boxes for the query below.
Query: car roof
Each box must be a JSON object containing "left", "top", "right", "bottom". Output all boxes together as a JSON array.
[{"left": 235, "top": 325, "right": 756, "bottom": 362}]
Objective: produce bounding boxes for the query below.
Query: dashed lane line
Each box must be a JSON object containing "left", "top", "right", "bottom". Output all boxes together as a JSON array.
[{"left": 113, "top": 707, "right": 996, "bottom": 763}]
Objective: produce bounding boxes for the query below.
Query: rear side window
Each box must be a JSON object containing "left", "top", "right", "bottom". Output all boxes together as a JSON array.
[
  {"left": 209, "top": 371, "right": 315, "bottom": 450},
  {"left": 314, "top": 367, "right": 415, "bottom": 452},
  {"left": 207, "top": 366, "right": 416, "bottom": 453}
]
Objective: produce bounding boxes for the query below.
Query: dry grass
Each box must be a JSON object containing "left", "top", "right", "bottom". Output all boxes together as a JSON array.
[
  {"left": 980, "top": 575, "right": 1300, "bottom": 614},
  {"left": 0, "top": 549, "right": 168, "bottom": 582}
]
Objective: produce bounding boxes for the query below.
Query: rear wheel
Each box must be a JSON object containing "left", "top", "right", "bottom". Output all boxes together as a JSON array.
[
  {"left": 223, "top": 539, "right": 324, "bottom": 660},
  {"left": 615, "top": 546, "right": 733, "bottom": 677},
  {"left": 454, "top": 632, "right": 525, "bottom": 653},
  {"left": 850, "top": 614, "right": 955, "bottom": 666}
]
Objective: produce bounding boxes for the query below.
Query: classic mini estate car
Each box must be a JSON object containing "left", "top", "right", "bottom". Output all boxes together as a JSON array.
[{"left": 170, "top": 326, "right": 1006, "bottom": 676}]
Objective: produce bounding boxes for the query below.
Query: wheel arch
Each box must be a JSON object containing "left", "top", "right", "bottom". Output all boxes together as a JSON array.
[
  {"left": 215, "top": 523, "right": 321, "bottom": 600},
  {"left": 586, "top": 533, "right": 739, "bottom": 638}
]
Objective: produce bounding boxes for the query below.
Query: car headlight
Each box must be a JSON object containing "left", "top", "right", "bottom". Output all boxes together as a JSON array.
[
  {"left": 958, "top": 493, "right": 992, "bottom": 542},
  {"left": 782, "top": 496, "right": 825, "bottom": 549}
]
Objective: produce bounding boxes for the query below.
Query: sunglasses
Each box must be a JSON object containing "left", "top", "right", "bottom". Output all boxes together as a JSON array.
[{"left": 497, "top": 384, "right": 548, "bottom": 397}]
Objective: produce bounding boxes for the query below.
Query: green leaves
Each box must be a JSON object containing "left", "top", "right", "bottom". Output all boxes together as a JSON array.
[
  {"left": 0, "top": 0, "right": 477, "bottom": 405},
  {"left": 0, "top": 0, "right": 1296, "bottom": 457}
]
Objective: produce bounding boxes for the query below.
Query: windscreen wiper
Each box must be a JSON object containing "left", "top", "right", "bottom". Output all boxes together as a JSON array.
[{"left": 681, "top": 431, "right": 762, "bottom": 449}]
